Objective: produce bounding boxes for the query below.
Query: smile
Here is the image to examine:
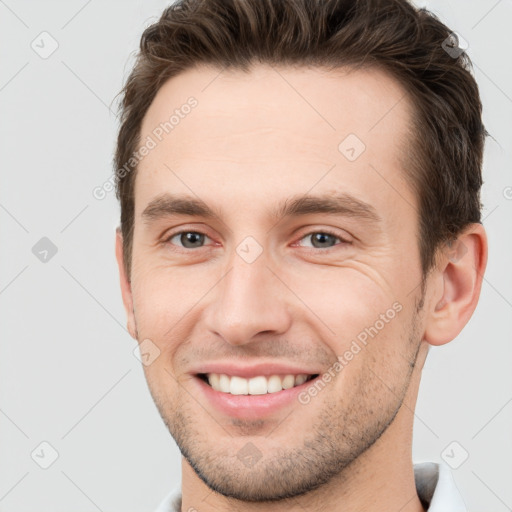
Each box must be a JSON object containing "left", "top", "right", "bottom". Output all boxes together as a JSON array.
[{"left": 198, "top": 373, "right": 319, "bottom": 395}]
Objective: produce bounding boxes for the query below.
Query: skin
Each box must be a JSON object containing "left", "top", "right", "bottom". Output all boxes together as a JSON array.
[{"left": 115, "top": 64, "right": 487, "bottom": 511}]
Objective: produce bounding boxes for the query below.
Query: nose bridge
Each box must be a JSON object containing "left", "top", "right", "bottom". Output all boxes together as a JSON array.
[{"left": 206, "top": 238, "right": 291, "bottom": 345}]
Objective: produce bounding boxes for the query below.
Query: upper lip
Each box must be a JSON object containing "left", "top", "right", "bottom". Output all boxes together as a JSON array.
[{"left": 190, "top": 361, "right": 321, "bottom": 379}]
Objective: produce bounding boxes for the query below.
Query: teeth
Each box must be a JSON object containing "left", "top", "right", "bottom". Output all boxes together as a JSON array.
[
  {"left": 209, "top": 373, "right": 220, "bottom": 390},
  {"left": 282, "top": 375, "right": 295, "bottom": 389},
  {"left": 206, "top": 373, "right": 313, "bottom": 395},
  {"left": 248, "top": 376, "right": 267, "bottom": 395},
  {"left": 295, "top": 374, "right": 308, "bottom": 386},
  {"left": 267, "top": 375, "right": 283, "bottom": 393},
  {"left": 230, "top": 376, "right": 248, "bottom": 395}
]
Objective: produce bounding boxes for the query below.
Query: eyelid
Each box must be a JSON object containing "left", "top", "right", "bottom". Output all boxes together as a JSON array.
[
  {"left": 162, "top": 228, "right": 216, "bottom": 248},
  {"left": 292, "top": 228, "right": 352, "bottom": 249},
  {"left": 161, "top": 223, "right": 215, "bottom": 241}
]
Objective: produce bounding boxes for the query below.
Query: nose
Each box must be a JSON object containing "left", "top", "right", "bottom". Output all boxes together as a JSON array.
[{"left": 203, "top": 248, "right": 292, "bottom": 346}]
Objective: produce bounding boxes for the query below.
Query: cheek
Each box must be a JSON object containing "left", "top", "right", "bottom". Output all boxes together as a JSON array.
[
  {"left": 287, "top": 266, "right": 398, "bottom": 337},
  {"left": 329, "top": 315, "right": 416, "bottom": 420},
  {"left": 296, "top": 272, "right": 409, "bottom": 383},
  {"left": 130, "top": 261, "right": 205, "bottom": 330},
  {"left": 131, "top": 255, "right": 401, "bottom": 338}
]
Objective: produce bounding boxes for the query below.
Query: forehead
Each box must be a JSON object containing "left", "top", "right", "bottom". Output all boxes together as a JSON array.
[{"left": 135, "top": 64, "right": 415, "bottom": 223}]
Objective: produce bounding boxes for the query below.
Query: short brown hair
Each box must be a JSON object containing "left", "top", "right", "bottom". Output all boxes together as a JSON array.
[{"left": 114, "top": 0, "right": 486, "bottom": 281}]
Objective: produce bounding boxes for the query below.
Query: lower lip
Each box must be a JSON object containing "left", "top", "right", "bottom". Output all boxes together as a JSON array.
[{"left": 193, "top": 375, "right": 319, "bottom": 420}]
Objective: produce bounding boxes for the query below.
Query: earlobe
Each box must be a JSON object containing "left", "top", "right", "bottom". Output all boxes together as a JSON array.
[
  {"left": 115, "top": 228, "right": 138, "bottom": 340},
  {"left": 424, "top": 224, "right": 488, "bottom": 346}
]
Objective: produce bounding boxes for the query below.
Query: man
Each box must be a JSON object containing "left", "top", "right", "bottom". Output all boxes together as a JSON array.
[{"left": 114, "top": 0, "right": 488, "bottom": 510}]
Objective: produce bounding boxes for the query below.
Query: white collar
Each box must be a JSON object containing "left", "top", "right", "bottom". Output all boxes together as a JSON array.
[
  {"left": 415, "top": 461, "right": 467, "bottom": 511},
  {"left": 154, "top": 462, "right": 467, "bottom": 512}
]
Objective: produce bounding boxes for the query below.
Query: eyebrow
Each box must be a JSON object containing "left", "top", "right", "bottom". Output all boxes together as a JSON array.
[{"left": 141, "top": 192, "right": 381, "bottom": 225}]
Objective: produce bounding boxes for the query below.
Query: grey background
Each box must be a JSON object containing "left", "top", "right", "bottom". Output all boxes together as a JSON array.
[{"left": 0, "top": 0, "right": 510, "bottom": 511}]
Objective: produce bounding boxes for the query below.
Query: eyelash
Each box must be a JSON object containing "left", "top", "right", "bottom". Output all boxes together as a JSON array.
[{"left": 162, "top": 228, "right": 351, "bottom": 252}]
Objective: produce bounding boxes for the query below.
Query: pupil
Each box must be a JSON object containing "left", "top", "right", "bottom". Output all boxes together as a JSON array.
[
  {"left": 183, "top": 232, "right": 203, "bottom": 248},
  {"left": 313, "top": 233, "right": 334, "bottom": 248}
]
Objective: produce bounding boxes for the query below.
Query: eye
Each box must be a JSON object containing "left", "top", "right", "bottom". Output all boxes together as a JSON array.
[
  {"left": 163, "top": 229, "right": 350, "bottom": 252},
  {"left": 165, "top": 230, "right": 213, "bottom": 250},
  {"left": 295, "top": 230, "right": 350, "bottom": 250}
]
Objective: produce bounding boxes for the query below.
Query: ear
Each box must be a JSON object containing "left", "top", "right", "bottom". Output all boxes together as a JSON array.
[
  {"left": 115, "top": 228, "right": 137, "bottom": 340},
  {"left": 424, "top": 223, "right": 488, "bottom": 346}
]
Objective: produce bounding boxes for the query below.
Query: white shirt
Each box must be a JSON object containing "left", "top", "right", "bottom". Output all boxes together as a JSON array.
[{"left": 153, "top": 462, "right": 467, "bottom": 512}]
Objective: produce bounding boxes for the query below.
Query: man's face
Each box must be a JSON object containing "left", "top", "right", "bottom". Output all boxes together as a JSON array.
[{"left": 120, "top": 64, "right": 431, "bottom": 500}]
